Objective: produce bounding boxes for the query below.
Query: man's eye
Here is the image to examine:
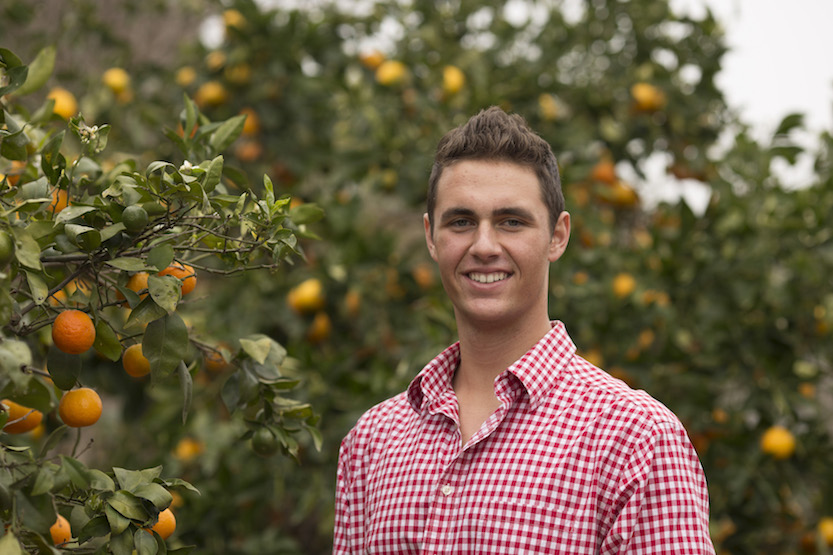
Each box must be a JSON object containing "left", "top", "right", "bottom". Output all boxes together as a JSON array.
[
  {"left": 503, "top": 219, "right": 522, "bottom": 227},
  {"left": 450, "top": 219, "right": 472, "bottom": 227}
]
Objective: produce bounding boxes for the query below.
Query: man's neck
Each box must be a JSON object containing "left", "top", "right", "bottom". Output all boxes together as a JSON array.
[{"left": 453, "top": 316, "right": 553, "bottom": 394}]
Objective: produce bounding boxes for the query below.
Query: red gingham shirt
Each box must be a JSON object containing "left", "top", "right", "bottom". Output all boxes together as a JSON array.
[{"left": 334, "top": 321, "right": 714, "bottom": 554}]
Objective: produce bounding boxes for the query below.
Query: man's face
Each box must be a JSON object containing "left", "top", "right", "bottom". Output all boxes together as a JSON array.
[{"left": 424, "top": 160, "right": 570, "bottom": 332}]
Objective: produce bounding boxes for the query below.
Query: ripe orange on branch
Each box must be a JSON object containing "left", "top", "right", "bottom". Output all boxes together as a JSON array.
[
  {"left": 150, "top": 508, "right": 176, "bottom": 539},
  {"left": 287, "top": 278, "right": 324, "bottom": 314},
  {"left": 47, "top": 87, "right": 78, "bottom": 119},
  {"left": 1, "top": 399, "right": 44, "bottom": 434},
  {"left": 51, "top": 309, "right": 96, "bottom": 354},
  {"left": 58, "top": 388, "right": 102, "bottom": 428},
  {"left": 158, "top": 263, "right": 196, "bottom": 296},
  {"left": 50, "top": 514, "right": 72, "bottom": 546},
  {"left": 122, "top": 344, "right": 151, "bottom": 378}
]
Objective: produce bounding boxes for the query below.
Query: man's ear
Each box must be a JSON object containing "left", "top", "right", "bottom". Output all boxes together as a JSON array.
[
  {"left": 424, "top": 213, "right": 437, "bottom": 261},
  {"left": 547, "top": 211, "right": 571, "bottom": 263}
]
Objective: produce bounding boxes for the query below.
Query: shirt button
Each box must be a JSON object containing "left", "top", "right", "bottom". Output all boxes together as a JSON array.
[{"left": 440, "top": 484, "right": 453, "bottom": 496}]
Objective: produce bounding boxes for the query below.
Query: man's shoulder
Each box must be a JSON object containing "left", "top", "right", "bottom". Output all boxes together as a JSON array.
[
  {"left": 343, "top": 390, "right": 414, "bottom": 443},
  {"left": 567, "top": 355, "right": 685, "bottom": 432}
]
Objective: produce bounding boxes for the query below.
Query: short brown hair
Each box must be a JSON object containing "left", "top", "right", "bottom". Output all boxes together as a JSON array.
[{"left": 426, "top": 106, "right": 564, "bottom": 232}]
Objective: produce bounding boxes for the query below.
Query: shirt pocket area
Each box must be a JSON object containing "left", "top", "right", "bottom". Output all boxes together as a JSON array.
[{"left": 464, "top": 499, "right": 581, "bottom": 553}]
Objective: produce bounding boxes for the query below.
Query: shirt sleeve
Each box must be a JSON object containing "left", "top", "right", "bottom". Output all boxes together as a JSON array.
[
  {"left": 603, "top": 421, "right": 715, "bottom": 554},
  {"left": 333, "top": 433, "right": 357, "bottom": 555}
]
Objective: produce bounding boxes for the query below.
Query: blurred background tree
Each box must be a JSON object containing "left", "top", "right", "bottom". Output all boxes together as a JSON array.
[{"left": 3, "top": 0, "right": 832, "bottom": 552}]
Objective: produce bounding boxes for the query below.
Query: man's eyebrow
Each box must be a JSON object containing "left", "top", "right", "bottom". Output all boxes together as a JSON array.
[{"left": 438, "top": 206, "right": 537, "bottom": 223}]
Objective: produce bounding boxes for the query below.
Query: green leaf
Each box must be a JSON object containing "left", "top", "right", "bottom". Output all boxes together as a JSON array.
[
  {"left": 0, "top": 287, "right": 14, "bottom": 327},
  {"left": 15, "top": 45, "right": 55, "bottom": 96},
  {"left": 65, "top": 223, "right": 102, "bottom": 252},
  {"left": 134, "top": 483, "right": 173, "bottom": 510},
  {"left": 147, "top": 244, "right": 174, "bottom": 272},
  {"left": 47, "top": 347, "right": 81, "bottom": 390},
  {"left": 114, "top": 467, "right": 144, "bottom": 493},
  {"left": 93, "top": 319, "right": 122, "bottom": 362},
  {"left": 0, "top": 65, "right": 28, "bottom": 97},
  {"left": 239, "top": 337, "right": 273, "bottom": 365},
  {"left": 110, "top": 529, "right": 135, "bottom": 555},
  {"left": 24, "top": 270, "right": 48, "bottom": 305},
  {"left": 108, "top": 490, "right": 150, "bottom": 521},
  {"left": 100, "top": 222, "right": 126, "bottom": 242},
  {"left": 289, "top": 203, "right": 325, "bottom": 225},
  {"left": 0, "top": 531, "right": 24, "bottom": 555},
  {"left": 31, "top": 466, "right": 56, "bottom": 496},
  {"left": 147, "top": 274, "right": 181, "bottom": 314},
  {"left": 106, "top": 257, "right": 153, "bottom": 272},
  {"left": 60, "top": 456, "right": 91, "bottom": 489},
  {"left": 106, "top": 504, "right": 132, "bottom": 535},
  {"left": 143, "top": 312, "right": 189, "bottom": 376},
  {"left": 134, "top": 527, "right": 159, "bottom": 555},
  {"left": 11, "top": 227, "right": 43, "bottom": 270},
  {"left": 203, "top": 155, "right": 223, "bottom": 193},
  {"left": 774, "top": 112, "right": 804, "bottom": 136},
  {"left": 209, "top": 114, "right": 246, "bottom": 153},
  {"left": 177, "top": 360, "right": 193, "bottom": 424},
  {"left": 55, "top": 205, "right": 97, "bottom": 224},
  {"left": 88, "top": 469, "right": 116, "bottom": 491},
  {"left": 124, "top": 296, "right": 167, "bottom": 330},
  {"left": 78, "top": 515, "right": 110, "bottom": 543}
]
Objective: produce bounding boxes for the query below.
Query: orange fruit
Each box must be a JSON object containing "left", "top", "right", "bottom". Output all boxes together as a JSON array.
[
  {"left": 204, "top": 345, "right": 231, "bottom": 373},
  {"left": 194, "top": 81, "right": 228, "bottom": 107},
  {"left": 118, "top": 271, "right": 150, "bottom": 301},
  {"left": 307, "top": 312, "right": 332, "bottom": 343},
  {"left": 240, "top": 107, "right": 260, "bottom": 136},
  {"left": 442, "top": 65, "right": 465, "bottom": 96},
  {"left": 122, "top": 344, "right": 151, "bottom": 378},
  {"left": 158, "top": 263, "right": 196, "bottom": 295},
  {"left": 344, "top": 289, "right": 361, "bottom": 317},
  {"left": 50, "top": 189, "right": 69, "bottom": 214},
  {"left": 538, "top": 93, "right": 559, "bottom": 121},
  {"left": 1, "top": 399, "right": 44, "bottom": 434},
  {"left": 223, "top": 9, "right": 245, "bottom": 30},
  {"left": 151, "top": 508, "right": 176, "bottom": 540},
  {"left": 287, "top": 278, "right": 324, "bottom": 314},
  {"left": 51, "top": 309, "right": 96, "bottom": 354},
  {"left": 375, "top": 60, "right": 407, "bottom": 86},
  {"left": 411, "top": 263, "right": 436, "bottom": 290},
  {"left": 102, "top": 67, "right": 130, "bottom": 94},
  {"left": 760, "top": 425, "right": 796, "bottom": 459},
  {"left": 47, "top": 87, "right": 78, "bottom": 119},
  {"left": 173, "top": 437, "right": 204, "bottom": 462},
  {"left": 50, "top": 514, "right": 72, "bottom": 546},
  {"left": 819, "top": 517, "right": 833, "bottom": 546},
  {"left": 58, "top": 388, "right": 102, "bottom": 428},
  {"left": 631, "top": 82, "right": 667, "bottom": 112},
  {"left": 175, "top": 66, "right": 197, "bottom": 87},
  {"left": 359, "top": 50, "right": 385, "bottom": 69},
  {"left": 234, "top": 139, "right": 263, "bottom": 162},
  {"left": 590, "top": 159, "right": 616, "bottom": 185},
  {"left": 612, "top": 273, "right": 637, "bottom": 299}
]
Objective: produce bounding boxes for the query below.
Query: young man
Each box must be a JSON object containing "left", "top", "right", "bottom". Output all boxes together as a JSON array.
[{"left": 334, "top": 107, "right": 714, "bottom": 553}]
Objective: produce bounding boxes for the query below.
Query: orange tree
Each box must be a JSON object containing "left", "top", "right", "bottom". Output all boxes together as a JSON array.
[
  {"left": 5, "top": 0, "right": 833, "bottom": 553},
  {"left": 0, "top": 47, "right": 320, "bottom": 553},
  {"left": 171, "top": 0, "right": 833, "bottom": 552}
]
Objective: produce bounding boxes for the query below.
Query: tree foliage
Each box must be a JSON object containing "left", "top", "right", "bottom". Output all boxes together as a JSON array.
[{"left": 2, "top": 0, "right": 833, "bottom": 552}]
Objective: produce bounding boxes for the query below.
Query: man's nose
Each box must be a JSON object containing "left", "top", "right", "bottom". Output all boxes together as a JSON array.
[{"left": 469, "top": 225, "right": 501, "bottom": 258}]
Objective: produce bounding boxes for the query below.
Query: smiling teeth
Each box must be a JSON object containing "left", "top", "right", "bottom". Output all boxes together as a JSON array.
[{"left": 469, "top": 272, "right": 508, "bottom": 284}]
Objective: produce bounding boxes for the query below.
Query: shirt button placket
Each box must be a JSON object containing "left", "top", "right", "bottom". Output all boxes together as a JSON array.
[{"left": 440, "top": 484, "right": 454, "bottom": 497}]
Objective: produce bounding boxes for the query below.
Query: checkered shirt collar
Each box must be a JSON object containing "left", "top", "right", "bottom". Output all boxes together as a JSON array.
[{"left": 407, "top": 321, "right": 577, "bottom": 413}]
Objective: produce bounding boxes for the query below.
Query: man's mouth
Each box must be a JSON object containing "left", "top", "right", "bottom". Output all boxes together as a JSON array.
[{"left": 468, "top": 272, "right": 509, "bottom": 284}]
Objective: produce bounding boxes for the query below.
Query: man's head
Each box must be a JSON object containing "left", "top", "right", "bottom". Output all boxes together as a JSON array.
[{"left": 426, "top": 106, "right": 564, "bottom": 233}]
